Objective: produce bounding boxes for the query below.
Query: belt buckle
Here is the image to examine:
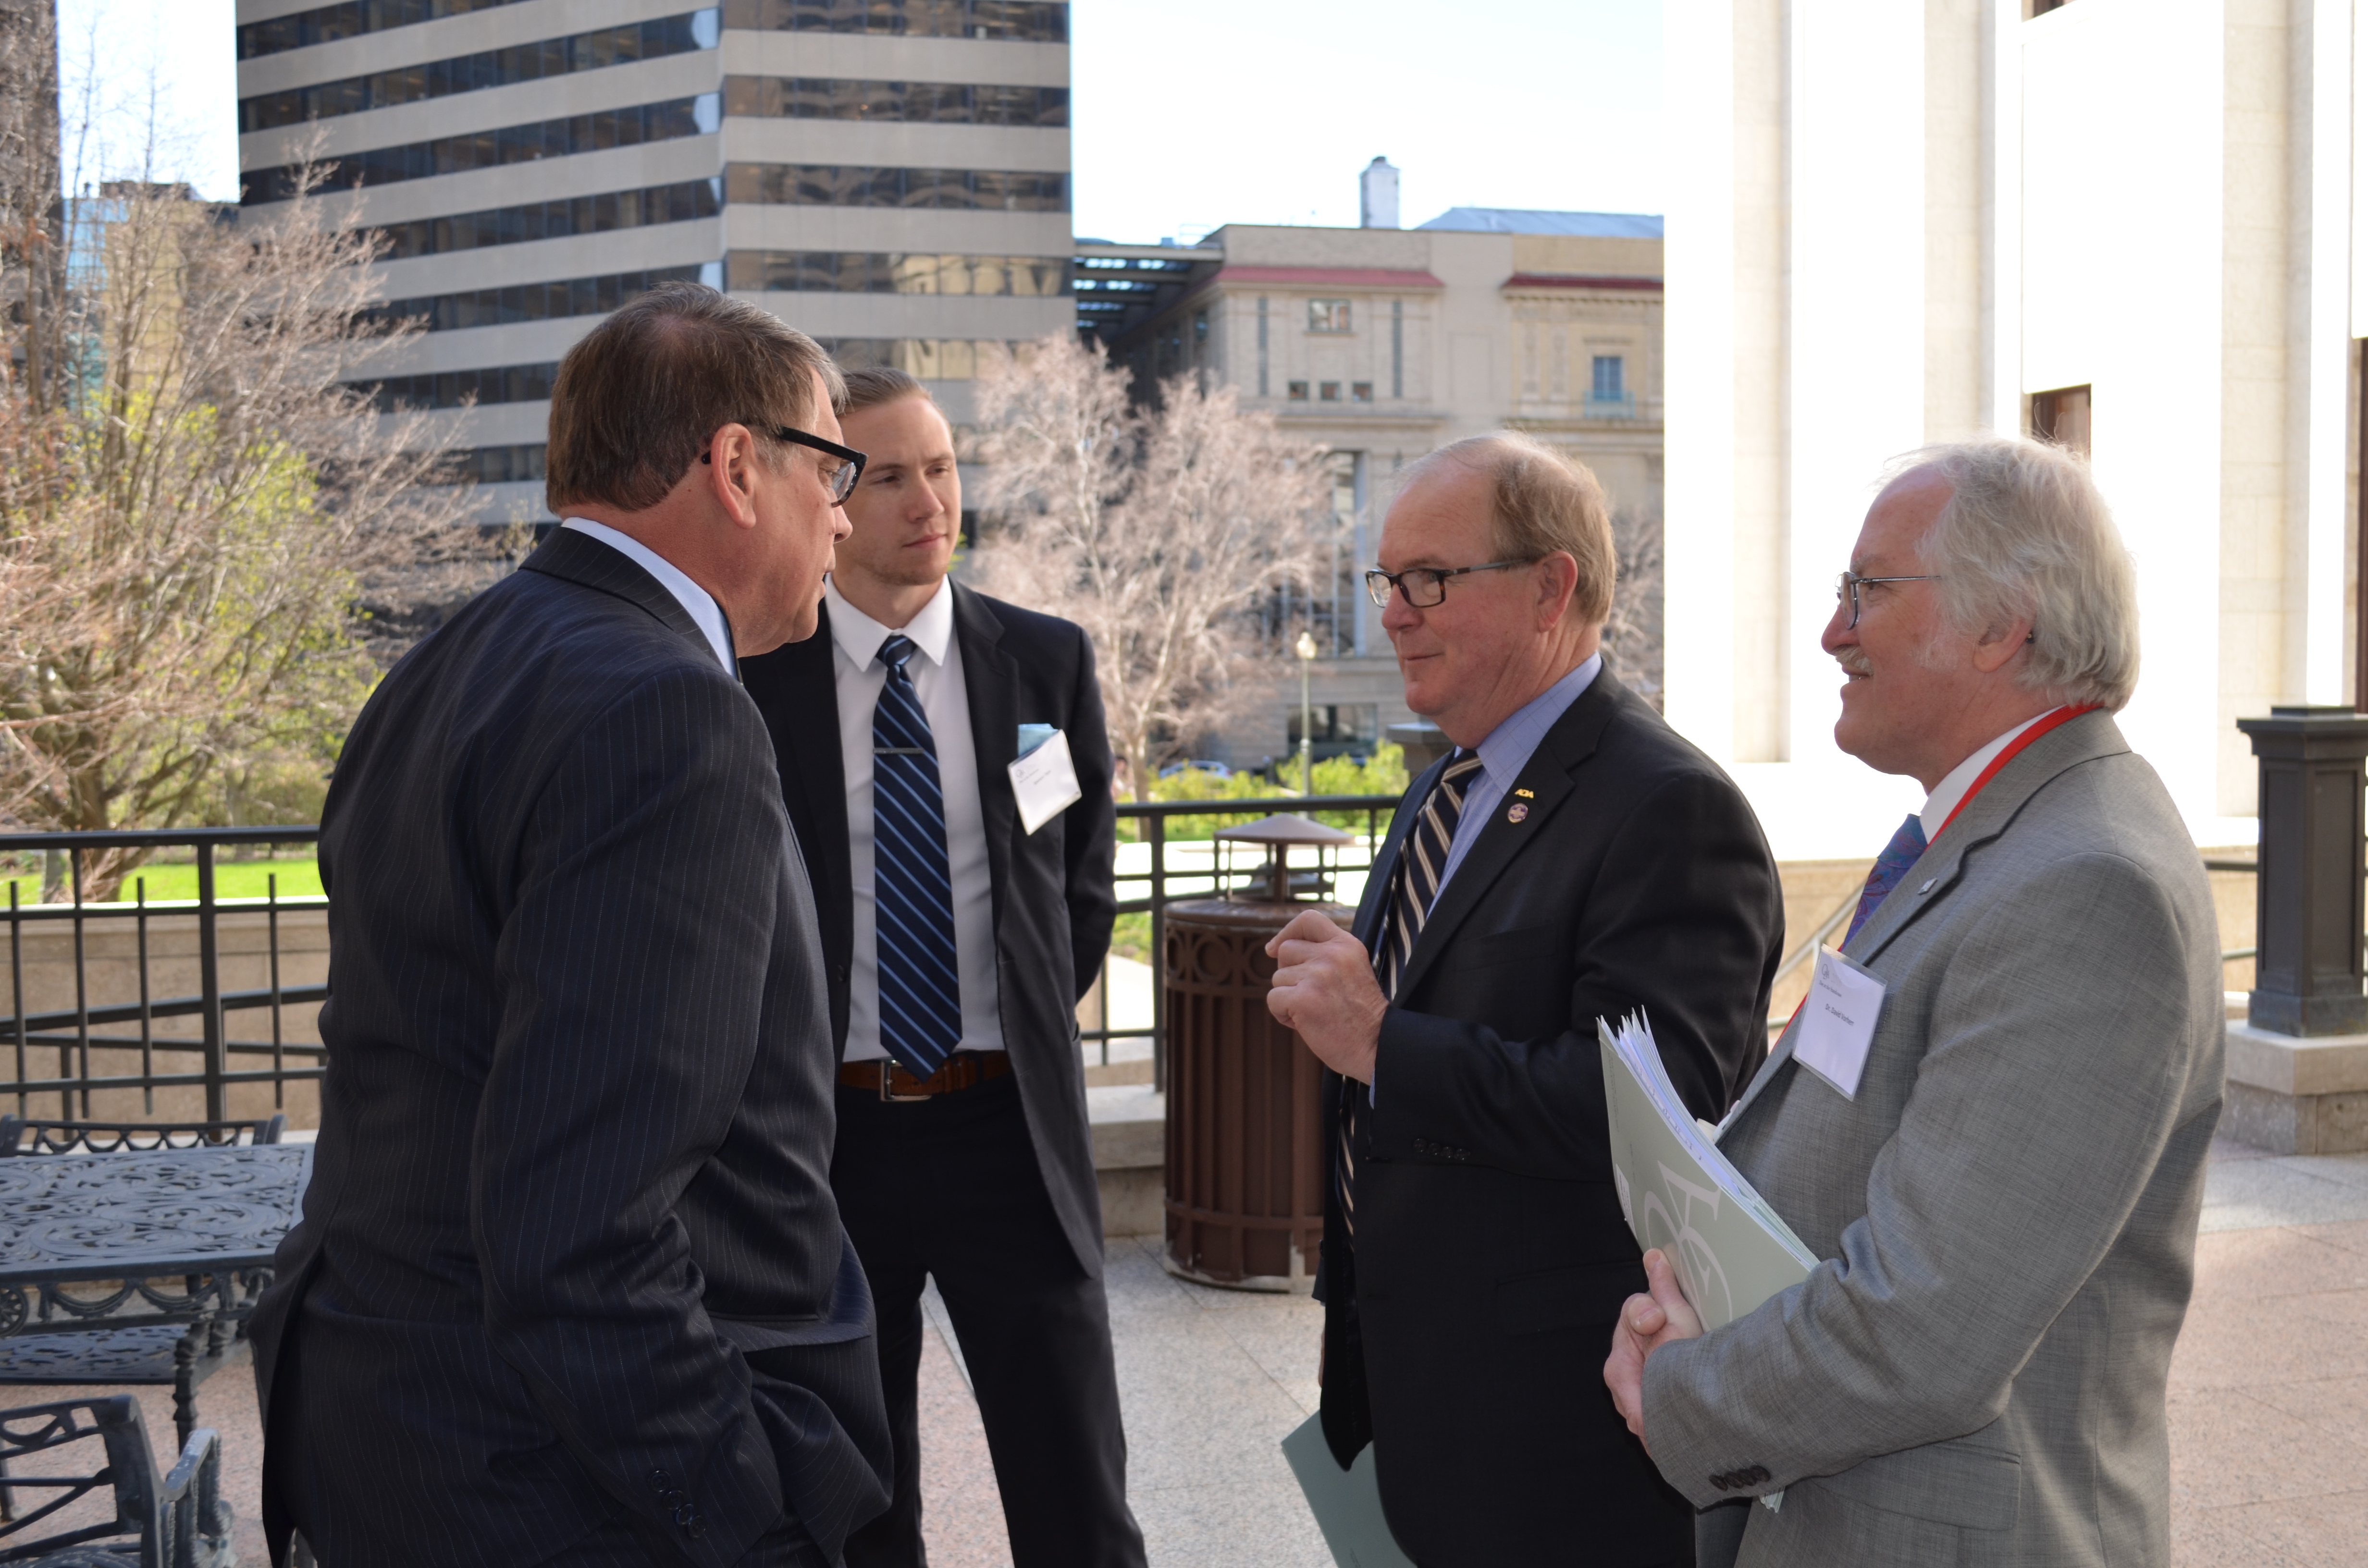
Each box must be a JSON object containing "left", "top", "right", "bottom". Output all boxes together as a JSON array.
[{"left": 880, "top": 1060, "right": 932, "bottom": 1103}]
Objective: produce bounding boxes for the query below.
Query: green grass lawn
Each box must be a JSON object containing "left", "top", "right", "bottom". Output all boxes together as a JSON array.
[{"left": 0, "top": 856, "right": 322, "bottom": 906}]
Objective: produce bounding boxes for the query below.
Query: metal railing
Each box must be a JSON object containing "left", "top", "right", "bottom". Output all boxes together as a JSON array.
[
  {"left": 5, "top": 802, "right": 1408, "bottom": 1116},
  {"left": 1081, "top": 795, "right": 1402, "bottom": 1089},
  {"left": 2, "top": 829, "right": 326, "bottom": 1123}
]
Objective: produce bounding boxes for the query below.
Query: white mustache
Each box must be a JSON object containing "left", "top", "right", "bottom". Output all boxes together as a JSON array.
[{"left": 1835, "top": 647, "right": 1874, "bottom": 678}]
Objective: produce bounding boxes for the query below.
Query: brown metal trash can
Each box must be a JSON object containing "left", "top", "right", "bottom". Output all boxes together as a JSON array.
[{"left": 1162, "top": 895, "right": 1356, "bottom": 1290}]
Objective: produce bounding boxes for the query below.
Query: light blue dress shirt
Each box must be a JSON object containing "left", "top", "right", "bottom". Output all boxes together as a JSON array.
[{"left": 1433, "top": 650, "right": 1602, "bottom": 896}]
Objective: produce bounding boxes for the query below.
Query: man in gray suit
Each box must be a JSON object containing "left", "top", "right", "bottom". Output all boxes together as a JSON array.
[{"left": 1603, "top": 437, "right": 2224, "bottom": 1565}]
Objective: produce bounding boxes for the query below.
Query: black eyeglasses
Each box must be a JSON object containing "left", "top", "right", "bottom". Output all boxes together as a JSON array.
[
  {"left": 701, "top": 423, "right": 867, "bottom": 504},
  {"left": 1835, "top": 570, "right": 1942, "bottom": 630},
  {"left": 1365, "top": 559, "right": 1537, "bottom": 610}
]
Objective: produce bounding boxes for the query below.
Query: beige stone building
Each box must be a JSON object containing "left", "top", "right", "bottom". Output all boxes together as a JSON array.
[
  {"left": 1666, "top": 0, "right": 2364, "bottom": 858},
  {"left": 1087, "top": 207, "right": 1665, "bottom": 772}
]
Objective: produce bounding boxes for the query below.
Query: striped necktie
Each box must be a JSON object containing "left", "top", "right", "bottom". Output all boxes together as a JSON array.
[
  {"left": 872, "top": 633, "right": 964, "bottom": 1077},
  {"left": 1338, "top": 748, "right": 1483, "bottom": 1237}
]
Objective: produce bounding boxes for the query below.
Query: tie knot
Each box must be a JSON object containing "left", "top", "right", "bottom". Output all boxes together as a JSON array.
[{"left": 878, "top": 634, "right": 917, "bottom": 674}]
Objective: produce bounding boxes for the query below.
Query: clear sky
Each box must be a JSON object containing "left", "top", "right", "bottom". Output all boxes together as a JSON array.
[
  {"left": 1070, "top": 0, "right": 1664, "bottom": 242},
  {"left": 53, "top": 0, "right": 1667, "bottom": 234}
]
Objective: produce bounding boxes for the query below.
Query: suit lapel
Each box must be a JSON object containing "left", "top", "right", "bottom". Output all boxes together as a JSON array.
[
  {"left": 1388, "top": 671, "right": 1623, "bottom": 1003},
  {"left": 953, "top": 584, "right": 1018, "bottom": 920},
  {"left": 1355, "top": 755, "right": 1444, "bottom": 947},
  {"left": 1845, "top": 710, "right": 2131, "bottom": 967},
  {"left": 1724, "top": 710, "right": 2135, "bottom": 1129},
  {"left": 773, "top": 602, "right": 851, "bottom": 929}
]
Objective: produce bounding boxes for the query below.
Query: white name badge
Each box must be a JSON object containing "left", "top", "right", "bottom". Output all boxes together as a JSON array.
[
  {"left": 1794, "top": 945, "right": 1887, "bottom": 1100},
  {"left": 1009, "top": 728, "right": 1083, "bottom": 834}
]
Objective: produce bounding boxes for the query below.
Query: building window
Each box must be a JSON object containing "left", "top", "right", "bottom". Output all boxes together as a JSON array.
[
  {"left": 1194, "top": 309, "right": 1208, "bottom": 364},
  {"left": 1319, "top": 381, "right": 1342, "bottom": 402},
  {"left": 238, "top": 0, "right": 532, "bottom": 61},
  {"left": 2030, "top": 385, "right": 2091, "bottom": 456},
  {"left": 721, "top": 76, "right": 1068, "bottom": 127},
  {"left": 724, "top": 251, "right": 1069, "bottom": 295},
  {"left": 725, "top": 163, "right": 1069, "bottom": 212},
  {"left": 1287, "top": 380, "right": 1309, "bottom": 401},
  {"left": 373, "top": 179, "right": 722, "bottom": 260},
  {"left": 370, "top": 263, "right": 715, "bottom": 331},
  {"left": 1351, "top": 381, "right": 1372, "bottom": 403},
  {"left": 244, "top": 95, "right": 720, "bottom": 206},
  {"left": 721, "top": 0, "right": 1068, "bottom": 42},
  {"left": 1307, "top": 299, "right": 1351, "bottom": 333},
  {"left": 237, "top": 10, "right": 718, "bottom": 131},
  {"left": 1391, "top": 299, "right": 1403, "bottom": 399},
  {"left": 1258, "top": 297, "right": 1270, "bottom": 397},
  {"left": 1592, "top": 355, "right": 1625, "bottom": 399}
]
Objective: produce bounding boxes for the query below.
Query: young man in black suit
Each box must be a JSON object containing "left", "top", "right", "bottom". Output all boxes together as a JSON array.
[
  {"left": 1266, "top": 433, "right": 1785, "bottom": 1568},
  {"left": 250, "top": 285, "right": 893, "bottom": 1568},
  {"left": 740, "top": 368, "right": 1144, "bottom": 1568}
]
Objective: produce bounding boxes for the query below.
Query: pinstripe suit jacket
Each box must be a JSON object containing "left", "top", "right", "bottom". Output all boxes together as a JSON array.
[
  {"left": 1644, "top": 712, "right": 2224, "bottom": 1567},
  {"left": 249, "top": 528, "right": 890, "bottom": 1568}
]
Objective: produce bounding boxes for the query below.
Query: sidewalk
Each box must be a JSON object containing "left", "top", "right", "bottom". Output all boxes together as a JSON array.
[{"left": 15, "top": 1137, "right": 2366, "bottom": 1565}]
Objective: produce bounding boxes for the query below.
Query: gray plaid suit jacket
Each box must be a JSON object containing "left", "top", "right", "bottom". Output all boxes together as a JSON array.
[{"left": 1643, "top": 710, "right": 2224, "bottom": 1567}]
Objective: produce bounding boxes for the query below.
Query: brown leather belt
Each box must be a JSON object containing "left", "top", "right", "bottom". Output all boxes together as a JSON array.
[{"left": 838, "top": 1051, "right": 1012, "bottom": 1102}]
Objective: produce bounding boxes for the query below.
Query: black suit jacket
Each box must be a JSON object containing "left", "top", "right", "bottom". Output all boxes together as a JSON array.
[
  {"left": 739, "top": 583, "right": 1118, "bottom": 1274},
  {"left": 1318, "top": 668, "right": 1783, "bottom": 1568},
  {"left": 249, "top": 529, "right": 890, "bottom": 1568}
]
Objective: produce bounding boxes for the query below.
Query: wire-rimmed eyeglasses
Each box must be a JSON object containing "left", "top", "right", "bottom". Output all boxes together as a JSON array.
[
  {"left": 1835, "top": 570, "right": 1942, "bottom": 630},
  {"left": 703, "top": 424, "right": 868, "bottom": 505},
  {"left": 1365, "top": 559, "right": 1537, "bottom": 610}
]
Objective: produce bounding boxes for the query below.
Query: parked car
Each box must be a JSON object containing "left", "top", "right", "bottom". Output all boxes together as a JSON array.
[{"left": 1157, "top": 760, "right": 1232, "bottom": 780}]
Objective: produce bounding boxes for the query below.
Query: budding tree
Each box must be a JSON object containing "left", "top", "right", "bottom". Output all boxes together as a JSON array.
[
  {"left": 0, "top": 35, "right": 468, "bottom": 896},
  {"left": 967, "top": 335, "right": 1335, "bottom": 798}
]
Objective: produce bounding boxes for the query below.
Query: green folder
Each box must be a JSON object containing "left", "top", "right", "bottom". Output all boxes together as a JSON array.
[
  {"left": 1598, "top": 1013, "right": 1819, "bottom": 1331},
  {"left": 1282, "top": 1415, "right": 1419, "bottom": 1568}
]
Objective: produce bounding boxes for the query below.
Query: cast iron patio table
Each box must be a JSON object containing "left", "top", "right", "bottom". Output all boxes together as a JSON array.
[{"left": 0, "top": 1144, "right": 311, "bottom": 1446}]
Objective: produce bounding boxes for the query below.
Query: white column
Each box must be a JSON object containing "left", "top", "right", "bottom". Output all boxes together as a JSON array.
[{"left": 2301, "top": 0, "right": 2352, "bottom": 703}]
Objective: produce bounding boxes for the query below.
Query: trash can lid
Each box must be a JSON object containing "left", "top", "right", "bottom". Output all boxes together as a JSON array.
[{"left": 1212, "top": 813, "right": 1357, "bottom": 846}]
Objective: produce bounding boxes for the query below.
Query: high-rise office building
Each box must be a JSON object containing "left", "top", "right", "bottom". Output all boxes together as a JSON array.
[{"left": 235, "top": 0, "right": 1073, "bottom": 520}]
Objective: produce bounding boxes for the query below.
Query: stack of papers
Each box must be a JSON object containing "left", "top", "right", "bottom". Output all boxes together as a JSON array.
[{"left": 1599, "top": 1013, "right": 1818, "bottom": 1331}]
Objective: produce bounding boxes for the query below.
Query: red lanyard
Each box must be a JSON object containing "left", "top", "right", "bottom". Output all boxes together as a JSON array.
[{"left": 1932, "top": 704, "right": 2097, "bottom": 842}]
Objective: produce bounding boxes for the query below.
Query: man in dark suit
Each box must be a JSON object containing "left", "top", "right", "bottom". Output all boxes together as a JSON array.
[
  {"left": 250, "top": 284, "right": 893, "bottom": 1568},
  {"left": 739, "top": 368, "right": 1143, "bottom": 1568},
  {"left": 1266, "top": 432, "right": 1785, "bottom": 1567}
]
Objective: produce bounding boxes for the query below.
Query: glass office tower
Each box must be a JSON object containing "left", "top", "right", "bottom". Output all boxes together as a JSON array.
[{"left": 236, "top": 0, "right": 1074, "bottom": 520}]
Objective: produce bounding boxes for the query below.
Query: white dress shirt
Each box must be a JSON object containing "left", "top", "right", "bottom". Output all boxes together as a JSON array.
[
  {"left": 827, "top": 577, "right": 1005, "bottom": 1062},
  {"left": 1919, "top": 708, "right": 2059, "bottom": 841},
  {"left": 559, "top": 517, "right": 735, "bottom": 674}
]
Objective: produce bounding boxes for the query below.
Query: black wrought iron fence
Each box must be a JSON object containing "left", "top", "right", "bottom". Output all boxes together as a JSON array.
[
  {"left": 2, "top": 829, "right": 326, "bottom": 1123},
  {"left": 1084, "top": 795, "right": 1402, "bottom": 1088},
  {"left": 4, "top": 800, "right": 1406, "bottom": 1119}
]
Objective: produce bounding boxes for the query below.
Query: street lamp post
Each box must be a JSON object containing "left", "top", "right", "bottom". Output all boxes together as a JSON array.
[{"left": 1295, "top": 630, "right": 1318, "bottom": 796}]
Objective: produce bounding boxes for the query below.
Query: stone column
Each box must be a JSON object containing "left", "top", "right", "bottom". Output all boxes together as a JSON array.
[{"left": 2224, "top": 707, "right": 2368, "bottom": 1152}]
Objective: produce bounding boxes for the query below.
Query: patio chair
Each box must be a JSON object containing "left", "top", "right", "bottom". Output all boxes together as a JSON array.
[
  {"left": 0, "top": 1116, "right": 287, "bottom": 1448},
  {"left": 0, "top": 1117, "right": 285, "bottom": 1156},
  {"left": 0, "top": 1395, "right": 234, "bottom": 1567}
]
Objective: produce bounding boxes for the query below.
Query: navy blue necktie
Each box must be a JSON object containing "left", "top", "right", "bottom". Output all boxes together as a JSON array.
[
  {"left": 1845, "top": 813, "right": 1928, "bottom": 945},
  {"left": 872, "top": 634, "right": 963, "bottom": 1076}
]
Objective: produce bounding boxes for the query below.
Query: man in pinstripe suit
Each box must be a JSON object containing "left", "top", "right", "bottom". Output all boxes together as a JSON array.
[{"left": 250, "top": 285, "right": 893, "bottom": 1568}]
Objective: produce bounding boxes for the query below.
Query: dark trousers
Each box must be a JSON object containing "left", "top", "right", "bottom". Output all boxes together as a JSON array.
[{"left": 833, "top": 1072, "right": 1146, "bottom": 1568}]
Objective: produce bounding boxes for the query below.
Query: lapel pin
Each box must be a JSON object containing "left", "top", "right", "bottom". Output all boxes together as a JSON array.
[
  {"left": 1507, "top": 803, "right": 1529, "bottom": 823},
  {"left": 1918, "top": 879, "right": 1936, "bottom": 893},
  {"left": 1514, "top": 788, "right": 1535, "bottom": 798}
]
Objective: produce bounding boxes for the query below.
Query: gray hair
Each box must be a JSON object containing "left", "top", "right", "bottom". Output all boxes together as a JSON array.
[{"left": 1881, "top": 437, "right": 2139, "bottom": 711}]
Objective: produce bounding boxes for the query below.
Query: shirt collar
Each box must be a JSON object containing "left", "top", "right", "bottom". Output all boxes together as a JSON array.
[
  {"left": 826, "top": 575, "right": 954, "bottom": 671},
  {"left": 1919, "top": 708, "right": 2058, "bottom": 840},
  {"left": 1470, "top": 651, "right": 1603, "bottom": 792},
  {"left": 558, "top": 517, "right": 735, "bottom": 674}
]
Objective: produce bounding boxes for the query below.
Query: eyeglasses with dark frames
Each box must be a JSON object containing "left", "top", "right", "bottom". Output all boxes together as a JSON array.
[
  {"left": 1835, "top": 570, "right": 1942, "bottom": 630},
  {"left": 701, "top": 423, "right": 868, "bottom": 505},
  {"left": 1365, "top": 559, "right": 1538, "bottom": 610}
]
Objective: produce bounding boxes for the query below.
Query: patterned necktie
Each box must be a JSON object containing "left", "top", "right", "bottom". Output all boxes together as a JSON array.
[
  {"left": 872, "top": 633, "right": 963, "bottom": 1077},
  {"left": 1844, "top": 812, "right": 1928, "bottom": 946},
  {"left": 1338, "top": 749, "right": 1484, "bottom": 1237}
]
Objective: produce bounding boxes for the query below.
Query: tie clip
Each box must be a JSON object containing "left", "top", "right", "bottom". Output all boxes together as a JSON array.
[{"left": 875, "top": 746, "right": 927, "bottom": 756}]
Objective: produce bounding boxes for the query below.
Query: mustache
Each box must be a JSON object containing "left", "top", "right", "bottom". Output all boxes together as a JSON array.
[{"left": 1834, "top": 646, "right": 1874, "bottom": 678}]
